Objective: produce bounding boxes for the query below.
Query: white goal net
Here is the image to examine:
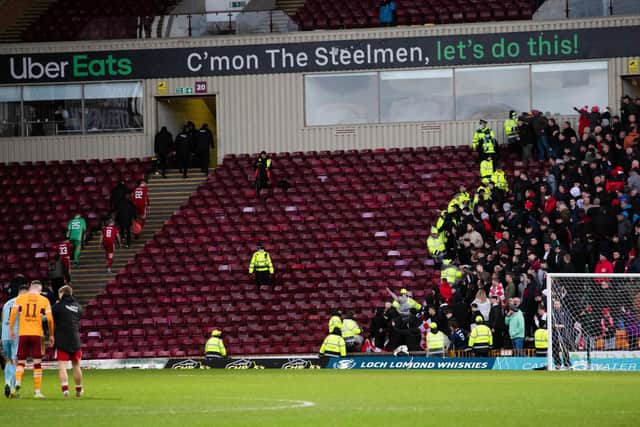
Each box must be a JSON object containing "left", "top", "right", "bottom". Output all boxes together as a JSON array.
[{"left": 547, "top": 274, "right": 640, "bottom": 371}]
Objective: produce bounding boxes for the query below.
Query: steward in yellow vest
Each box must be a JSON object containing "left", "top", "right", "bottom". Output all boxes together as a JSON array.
[
  {"left": 534, "top": 322, "right": 549, "bottom": 357},
  {"left": 319, "top": 328, "right": 347, "bottom": 357},
  {"left": 249, "top": 243, "right": 274, "bottom": 291},
  {"left": 205, "top": 329, "right": 227, "bottom": 358},
  {"left": 328, "top": 310, "right": 343, "bottom": 333},
  {"left": 468, "top": 316, "right": 493, "bottom": 356},
  {"left": 504, "top": 110, "right": 519, "bottom": 145},
  {"left": 426, "top": 322, "right": 448, "bottom": 357}
]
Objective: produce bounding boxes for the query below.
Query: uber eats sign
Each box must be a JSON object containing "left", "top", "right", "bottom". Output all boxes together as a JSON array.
[
  {"left": 1, "top": 26, "right": 639, "bottom": 84},
  {"left": 8, "top": 54, "right": 132, "bottom": 80}
]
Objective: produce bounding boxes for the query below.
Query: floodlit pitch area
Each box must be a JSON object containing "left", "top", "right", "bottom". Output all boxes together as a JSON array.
[{"left": 1, "top": 370, "right": 639, "bottom": 426}]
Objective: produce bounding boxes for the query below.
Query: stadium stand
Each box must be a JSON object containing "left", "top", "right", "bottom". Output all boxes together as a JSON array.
[
  {"left": 294, "top": 0, "right": 539, "bottom": 31},
  {"left": 21, "top": 0, "right": 179, "bottom": 42},
  {"left": 78, "top": 146, "right": 548, "bottom": 359},
  {"left": 0, "top": 158, "right": 152, "bottom": 300}
]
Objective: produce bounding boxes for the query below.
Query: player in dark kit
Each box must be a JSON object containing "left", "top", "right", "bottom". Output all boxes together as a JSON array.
[
  {"left": 99, "top": 219, "right": 121, "bottom": 273},
  {"left": 52, "top": 286, "right": 83, "bottom": 398}
]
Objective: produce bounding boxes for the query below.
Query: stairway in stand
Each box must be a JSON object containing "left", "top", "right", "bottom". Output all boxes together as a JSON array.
[
  {"left": 275, "top": 0, "right": 306, "bottom": 16},
  {"left": 70, "top": 169, "right": 207, "bottom": 305}
]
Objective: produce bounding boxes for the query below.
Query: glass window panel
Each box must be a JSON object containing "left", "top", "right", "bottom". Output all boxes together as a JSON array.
[
  {"left": 305, "top": 73, "right": 378, "bottom": 126},
  {"left": 84, "top": 82, "right": 144, "bottom": 133},
  {"left": 532, "top": 61, "right": 608, "bottom": 115},
  {"left": 380, "top": 69, "right": 454, "bottom": 122},
  {"left": 23, "top": 85, "right": 82, "bottom": 101},
  {"left": 0, "top": 87, "right": 21, "bottom": 137},
  {"left": 23, "top": 85, "right": 82, "bottom": 136},
  {"left": 84, "top": 82, "right": 144, "bottom": 99},
  {"left": 455, "top": 66, "right": 530, "bottom": 120}
]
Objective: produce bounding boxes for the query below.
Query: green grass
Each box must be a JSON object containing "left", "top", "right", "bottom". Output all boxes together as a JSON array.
[{"left": 1, "top": 370, "right": 639, "bottom": 426}]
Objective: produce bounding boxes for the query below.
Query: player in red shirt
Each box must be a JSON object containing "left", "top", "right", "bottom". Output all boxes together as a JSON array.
[
  {"left": 132, "top": 180, "right": 150, "bottom": 228},
  {"left": 56, "top": 241, "right": 72, "bottom": 272},
  {"left": 99, "top": 219, "right": 121, "bottom": 273}
]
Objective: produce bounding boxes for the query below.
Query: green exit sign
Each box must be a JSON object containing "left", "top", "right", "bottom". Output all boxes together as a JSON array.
[
  {"left": 175, "top": 87, "right": 193, "bottom": 94},
  {"left": 230, "top": 1, "right": 247, "bottom": 7}
]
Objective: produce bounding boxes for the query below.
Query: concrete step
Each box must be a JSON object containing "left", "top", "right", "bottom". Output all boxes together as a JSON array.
[
  {"left": 275, "top": 0, "right": 306, "bottom": 16},
  {"left": 70, "top": 169, "right": 206, "bottom": 305}
]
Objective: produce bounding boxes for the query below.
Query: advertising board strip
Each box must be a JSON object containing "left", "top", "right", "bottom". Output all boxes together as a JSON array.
[{"left": 1, "top": 26, "right": 639, "bottom": 84}]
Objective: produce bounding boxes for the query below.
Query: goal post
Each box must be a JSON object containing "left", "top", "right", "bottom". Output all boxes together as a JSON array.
[{"left": 546, "top": 273, "right": 640, "bottom": 371}]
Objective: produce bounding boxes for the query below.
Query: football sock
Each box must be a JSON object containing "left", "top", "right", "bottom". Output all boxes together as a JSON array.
[
  {"left": 33, "top": 363, "right": 42, "bottom": 391},
  {"left": 4, "top": 363, "right": 14, "bottom": 387},
  {"left": 15, "top": 363, "right": 24, "bottom": 386}
]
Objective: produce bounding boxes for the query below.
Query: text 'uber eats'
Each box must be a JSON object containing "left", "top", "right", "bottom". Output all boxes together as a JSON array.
[{"left": 9, "top": 54, "right": 132, "bottom": 80}]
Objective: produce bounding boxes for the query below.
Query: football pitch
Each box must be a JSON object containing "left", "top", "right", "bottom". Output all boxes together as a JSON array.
[{"left": 1, "top": 369, "right": 639, "bottom": 427}]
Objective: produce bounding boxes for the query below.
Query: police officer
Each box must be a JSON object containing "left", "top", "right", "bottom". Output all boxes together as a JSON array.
[
  {"left": 473, "top": 119, "right": 497, "bottom": 162},
  {"left": 248, "top": 243, "right": 274, "bottom": 292},
  {"left": 174, "top": 126, "right": 192, "bottom": 179},
  {"left": 319, "top": 328, "right": 346, "bottom": 358},
  {"left": 440, "top": 260, "right": 462, "bottom": 286},
  {"left": 491, "top": 166, "right": 509, "bottom": 205},
  {"left": 534, "top": 321, "right": 548, "bottom": 358},
  {"left": 503, "top": 110, "right": 519, "bottom": 146},
  {"left": 480, "top": 158, "right": 494, "bottom": 181},
  {"left": 468, "top": 315, "right": 493, "bottom": 357},
  {"left": 491, "top": 167, "right": 509, "bottom": 192},
  {"left": 196, "top": 123, "right": 214, "bottom": 176},
  {"left": 426, "top": 322, "right": 448, "bottom": 358},
  {"left": 328, "top": 310, "right": 342, "bottom": 333},
  {"left": 341, "top": 312, "right": 363, "bottom": 352},
  {"left": 205, "top": 329, "right": 227, "bottom": 359},
  {"left": 427, "top": 226, "right": 447, "bottom": 264}
]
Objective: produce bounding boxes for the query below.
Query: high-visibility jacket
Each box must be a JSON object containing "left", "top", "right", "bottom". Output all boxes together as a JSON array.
[
  {"left": 504, "top": 118, "right": 518, "bottom": 136},
  {"left": 534, "top": 328, "right": 548, "bottom": 350},
  {"left": 328, "top": 315, "right": 343, "bottom": 333},
  {"left": 426, "top": 331, "right": 447, "bottom": 350},
  {"left": 480, "top": 159, "right": 494, "bottom": 179},
  {"left": 482, "top": 138, "right": 496, "bottom": 155},
  {"left": 441, "top": 265, "right": 462, "bottom": 285},
  {"left": 392, "top": 296, "right": 423, "bottom": 314},
  {"left": 491, "top": 170, "right": 509, "bottom": 192},
  {"left": 447, "top": 192, "right": 470, "bottom": 213},
  {"left": 248, "top": 250, "right": 274, "bottom": 274},
  {"left": 473, "top": 127, "right": 496, "bottom": 151},
  {"left": 205, "top": 337, "right": 227, "bottom": 356},
  {"left": 342, "top": 319, "right": 362, "bottom": 338},
  {"left": 468, "top": 324, "right": 493, "bottom": 349},
  {"left": 319, "top": 334, "right": 346, "bottom": 357},
  {"left": 456, "top": 191, "right": 471, "bottom": 206},
  {"left": 427, "top": 234, "right": 446, "bottom": 255},
  {"left": 475, "top": 185, "right": 492, "bottom": 200}
]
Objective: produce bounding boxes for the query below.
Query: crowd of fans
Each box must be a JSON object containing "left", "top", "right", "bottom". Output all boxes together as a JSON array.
[{"left": 362, "top": 95, "right": 640, "bottom": 355}]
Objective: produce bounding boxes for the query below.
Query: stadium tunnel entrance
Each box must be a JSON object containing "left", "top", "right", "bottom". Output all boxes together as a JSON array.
[
  {"left": 622, "top": 75, "right": 640, "bottom": 101},
  {"left": 156, "top": 95, "right": 218, "bottom": 168}
]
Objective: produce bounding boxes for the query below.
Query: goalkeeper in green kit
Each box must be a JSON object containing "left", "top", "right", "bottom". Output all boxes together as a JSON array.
[{"left": 66, "top": 213, "right": 87, "bottom": 267}]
